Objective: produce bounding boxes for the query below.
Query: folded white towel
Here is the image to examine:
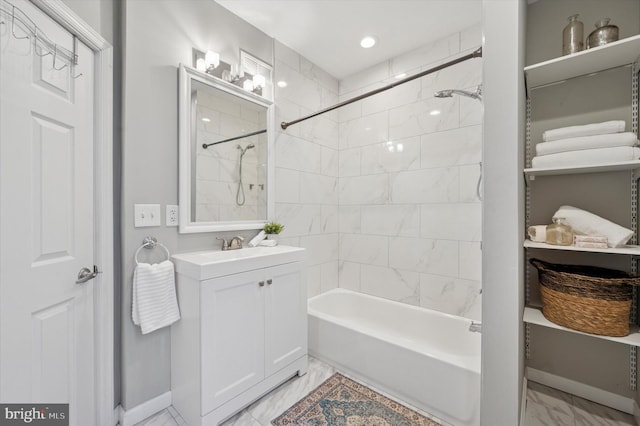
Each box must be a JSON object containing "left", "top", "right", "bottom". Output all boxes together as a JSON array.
[
  {"left": 258, "top": 239, "right": 277, "bottom": 247},
  {"left": 542, "top": 120, "right": 626, "bottom": 142},
  {"left": 248, "top": 230, "right": 266, "bottom": 247},
  {"left": 132, "top": 260, "right": 181, "bottom": 334},
  {"left": 531, "top": 146, "right": 640, "bottom": 168},
  {"left": 535, "top": 132, "right": 638, "bottom": 156},
  {"left": 553, "top": 205, "right": 633, "bottom": 248}
]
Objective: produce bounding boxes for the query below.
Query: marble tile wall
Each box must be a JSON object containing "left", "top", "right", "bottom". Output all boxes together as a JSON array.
[
  {"left": 273, "top": 41, "right": 340, "bottom": 297},
  {"left": 337, "top": 25, "right": 483, "bottom": 320}
]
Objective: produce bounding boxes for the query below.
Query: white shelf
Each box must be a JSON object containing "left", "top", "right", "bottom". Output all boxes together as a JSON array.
[
  {"left": 524, "top": 239, "right": 640, "bottom": 255},
  {"left": 524, "top": 307, "right": 640, "bottom": 346},
  {"left": 524, "top": 160, "right": 640, "bottom": 179},
  {"left": 524, "top": 34, "right": 640, "bottom": 90}
]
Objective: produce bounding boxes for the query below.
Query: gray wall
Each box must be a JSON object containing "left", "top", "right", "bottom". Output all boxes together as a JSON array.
[
  {"left": 481, "top": 0, "right": 526, "bottom": 424},
  {"left": 121, "top": 0, "right": 273, "bottom": 409}
]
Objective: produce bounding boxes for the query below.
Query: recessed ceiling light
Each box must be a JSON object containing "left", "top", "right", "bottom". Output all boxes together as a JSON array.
[
  {"left": 277, "top": 80, "right": 288, "bottom": 88},
  {"left": 430, "top": 110, "right": 441, "bottom": 116},
  {"left": 202, "top": 117, "right": 211, "bottom": 122},
  {"left": 395, "top": 73, "right": 407, "bottom": 79},
  {"left": 360, "top": 36, "right": 376, "bottom": 49}
]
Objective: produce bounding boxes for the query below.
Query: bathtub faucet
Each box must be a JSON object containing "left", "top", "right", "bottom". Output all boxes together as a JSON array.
[{"left": 469, "top": 321, "right": 482, "bottom": 333}]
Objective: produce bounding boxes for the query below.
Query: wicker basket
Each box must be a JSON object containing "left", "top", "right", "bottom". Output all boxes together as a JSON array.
[{"left": 530, "top": 258, "right": 640, "bottom": 337}]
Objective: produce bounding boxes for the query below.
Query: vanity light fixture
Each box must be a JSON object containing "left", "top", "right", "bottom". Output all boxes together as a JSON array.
[
  {"left": 243, "top": 79, "right": 254, "bottom": 92},
  {"left": 360, "top": 36, "right": 377, "bottom": 48}
]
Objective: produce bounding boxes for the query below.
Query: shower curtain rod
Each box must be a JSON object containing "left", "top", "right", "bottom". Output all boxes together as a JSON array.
[
  {"left": 203, "top": 47, "right": 482, "bottom": 148},
  {"left": 202, "top": 129, "right": 267, "bottom": 149},
  {"left": 281, "top": 46, "right": 482, "bottom": 130}
]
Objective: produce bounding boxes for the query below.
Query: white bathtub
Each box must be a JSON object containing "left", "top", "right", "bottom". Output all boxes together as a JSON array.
[{"left": 308, "top": 288, "right": 480, "bottom": 426}]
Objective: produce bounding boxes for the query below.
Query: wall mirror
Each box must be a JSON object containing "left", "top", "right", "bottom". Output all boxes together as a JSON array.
[{"left": 178, "top": 64, "right": 274, "bottom": 233}]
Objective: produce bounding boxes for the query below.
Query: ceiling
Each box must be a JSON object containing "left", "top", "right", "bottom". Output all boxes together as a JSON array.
[{"left": 215, "top": 0, "right": 483, "bottom": 80}]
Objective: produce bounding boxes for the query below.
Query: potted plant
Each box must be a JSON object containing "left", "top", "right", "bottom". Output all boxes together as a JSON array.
[{"left": 263, "top": 222, "right": 284, "bottom": 243}]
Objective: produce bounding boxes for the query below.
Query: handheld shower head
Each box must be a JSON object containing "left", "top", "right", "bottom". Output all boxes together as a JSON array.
[
  {"left": 237, "top": 143, "right": 256, "bottom": 156},
  {"left": 434, "top": 85, "right": 482, "bottom": 101}
]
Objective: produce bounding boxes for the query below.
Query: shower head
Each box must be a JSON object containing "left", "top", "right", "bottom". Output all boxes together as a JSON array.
[
  {"left": 237, "top": 143, "right": 256, "bottom": 156},
  {"left": 434, "top": 85, "right": 482, "bottom": 102}
]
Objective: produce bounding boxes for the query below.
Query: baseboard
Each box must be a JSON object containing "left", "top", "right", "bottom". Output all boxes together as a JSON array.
[
  {"left": 520, "top": 376, "right": 528, "bottom": 426},
  {"left": 118, "top": 391, "right": 172, "bottom": 426},
  {"left": 526, "top": 367, "right": 634, "bottom": 414}
]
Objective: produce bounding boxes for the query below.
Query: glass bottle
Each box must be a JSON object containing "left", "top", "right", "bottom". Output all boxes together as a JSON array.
[
  {"left": 586, "top": 18, "right": 619, "bottom": 49},
  {"left": 563, "top": 14, "right": 584, "bottom": 56},
  {"left": 545, "top": 218, "right": 574, "bottom": 246}
]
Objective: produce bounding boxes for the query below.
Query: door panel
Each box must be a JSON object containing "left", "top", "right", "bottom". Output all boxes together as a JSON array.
[
  {"left": 0, "top": 1, "right": 96, "bottom": 423},
  {"left": 264, "top": 262, "right": 306, "bottom": 377},
  {"left": 201, "top": 270, "right": 265, "bottom": 414}
]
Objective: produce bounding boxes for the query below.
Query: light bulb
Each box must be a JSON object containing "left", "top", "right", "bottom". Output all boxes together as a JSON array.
[
  {"left": 196, "top": 58, "right": 206, "bottom": 72},
  {"left": 205, "top": 50, "right": 220, "bottom": 70},
  {"left": 360, "top": 36, "right": 376, "bottom": 48},
  {"left": 253, "top": 74, "right": 266, "bottom": 88},
  {"left": 243, "top": 80, "right": 254, "bottom": 91}
]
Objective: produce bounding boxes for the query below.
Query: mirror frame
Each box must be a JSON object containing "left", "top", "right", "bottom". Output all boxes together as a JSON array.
[{"left": 178, "top": 64, "right": 275, "bottom": 233}]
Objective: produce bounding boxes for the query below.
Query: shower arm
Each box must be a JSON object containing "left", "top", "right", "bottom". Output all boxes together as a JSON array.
[{"left": 280, "top": 47, "right": 482, "bottom": 130}]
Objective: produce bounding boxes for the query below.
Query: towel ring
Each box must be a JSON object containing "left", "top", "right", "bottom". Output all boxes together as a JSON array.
[{"left": 135, "top": 236, "right": 171, "bottom": 265}]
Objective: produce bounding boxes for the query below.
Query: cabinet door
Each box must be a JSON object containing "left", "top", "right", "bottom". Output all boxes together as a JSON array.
[
  {"left": 264, "top": 262, "right": 307, "bottom": 377},
  {"left": 201, "top": 269, "right": 265, "bottom": 414}
]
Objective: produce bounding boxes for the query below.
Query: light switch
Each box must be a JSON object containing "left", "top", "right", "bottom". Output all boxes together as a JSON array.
[{"left": 134, "top": 204, "right": 161, "bottom": 227}]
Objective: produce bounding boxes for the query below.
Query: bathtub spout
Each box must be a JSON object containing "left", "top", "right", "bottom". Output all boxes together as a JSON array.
[{"left": 469, "top": 321, "right": 482, "bottom": 333}]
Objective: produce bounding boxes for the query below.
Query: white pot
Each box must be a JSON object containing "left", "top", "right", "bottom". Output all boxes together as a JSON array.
[{"left": 265, "top": 234, "right": 279, "bottom": 243}]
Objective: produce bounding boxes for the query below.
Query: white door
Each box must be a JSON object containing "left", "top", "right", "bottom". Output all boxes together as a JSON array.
[
  {"left": 264, "top": 262, "right": 306, "bottom": 377},
  {"left": 0, "top": 1, "right": 96, "bottom": 424}
]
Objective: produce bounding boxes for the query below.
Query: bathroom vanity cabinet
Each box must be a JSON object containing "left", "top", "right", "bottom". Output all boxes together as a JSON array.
[
  {"left": 523, "top": 35, "right": 640, "bottom": 394},
  {"left": 171, "top": 246, "right": 307, "bottom": 426}
]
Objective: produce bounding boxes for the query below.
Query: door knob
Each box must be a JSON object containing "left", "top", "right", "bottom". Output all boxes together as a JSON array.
[{"left": 76, "top": 265, "right": 100, "bottom": 284}]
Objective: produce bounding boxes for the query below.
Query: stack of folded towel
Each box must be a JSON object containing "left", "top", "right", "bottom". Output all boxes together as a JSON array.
[{"left": 531, "top": 120, "right": 640, "bottom": 168}]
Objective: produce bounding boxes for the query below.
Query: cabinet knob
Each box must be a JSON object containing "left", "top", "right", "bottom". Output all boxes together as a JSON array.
[
  {"left": 267, "top": 279, "right": 273, "bottom": 285},
  {"left": 259, "top": 281, "right": 265, "bottom": 287}
]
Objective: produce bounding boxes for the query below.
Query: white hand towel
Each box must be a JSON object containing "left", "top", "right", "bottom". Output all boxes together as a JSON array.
[
  {"left": 542, "top": 120, "right": 626, "bottom": 142},
  {"left": 258, "top": 239, "right": 277, "bottom": 247},
  {"left": 553, "top": 205, "right": 633, "bottom": 248},
  {"left": 531, "top": 146, "right": 640, "bottom": 168},
  {"left": 535, "top": 132, "right": 638, "bottom": 156},
  {"left": 132, "top": 260, "right": 181, "bottom": 334},
  {"left": 248, "top": 230, "right": 266, "bottom": 247}
]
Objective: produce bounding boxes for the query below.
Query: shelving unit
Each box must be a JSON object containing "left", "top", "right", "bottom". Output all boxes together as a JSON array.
[
  {"left": 524, "top": 240, "right": 640, "bottom": 255},
  {"left": 523, "top": 35, "right": 640, "bottom": 390}
]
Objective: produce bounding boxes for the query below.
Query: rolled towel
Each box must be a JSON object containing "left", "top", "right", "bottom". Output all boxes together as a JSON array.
[
  {"left": 132, "top": 260, "right": 181, "bottom": 334},
  {"left": 535, "top": 132, "right": 638, "bottom": 156},
  {"left": 248, "top": 230, "right": 266, "bottom": 247},
  {"left": 553, "top": 205, "right": 633, "bottom": 248},
  {"left": 531, "top": 146, "right": 640, "bottom": 168},
  {"left": 542, "top": 120, "right": 625, "bottom": 142}
]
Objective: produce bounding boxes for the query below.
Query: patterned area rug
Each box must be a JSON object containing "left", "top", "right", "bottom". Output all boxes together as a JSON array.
[{"left": 271, "top": 373, "right": 441, "bottom": 426}]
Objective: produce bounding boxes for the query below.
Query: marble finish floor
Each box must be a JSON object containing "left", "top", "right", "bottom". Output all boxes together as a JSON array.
[
  {"left": 133, "top": 359, "right": 638, "bottom": 426},
  {"left": 525, "top": 381, "right": 636, "bottom": 426},
  {"left": 133, "top": 356, "right": 447, "bottom": 426}
]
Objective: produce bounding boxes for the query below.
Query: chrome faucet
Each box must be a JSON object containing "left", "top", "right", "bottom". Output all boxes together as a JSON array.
[
  {"left": 229, "top": 236, "right": 244, "bottom": 250},
  {"left": 217, "top": 236, "right": 244, "bottom": 251},
  {"left": 469, "top": 321, "right": 482, "bottom": 333}
]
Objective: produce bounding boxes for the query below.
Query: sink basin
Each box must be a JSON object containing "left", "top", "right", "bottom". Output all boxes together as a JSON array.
[{"left": 172, "top": 245, "right": 305, "bottom": 280}]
